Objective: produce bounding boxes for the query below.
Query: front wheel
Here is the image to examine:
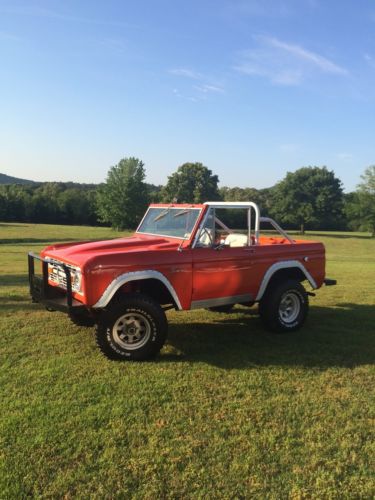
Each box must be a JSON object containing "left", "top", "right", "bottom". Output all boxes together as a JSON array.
[
  {"left": 95, "top": 294, "right": 168, "bottom": 361},
  {"left": 259, "top": 280, "right": 308, "bottom": 333}
]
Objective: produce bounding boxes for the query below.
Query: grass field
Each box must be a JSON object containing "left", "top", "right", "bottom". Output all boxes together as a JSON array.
[{"left": 0, "top": 222, "right": 374, "bottom": 498}]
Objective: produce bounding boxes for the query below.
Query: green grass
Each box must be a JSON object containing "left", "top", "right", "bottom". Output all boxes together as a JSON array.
[{"left": 0, "top": 223, "right": 374, "bottom": 499}]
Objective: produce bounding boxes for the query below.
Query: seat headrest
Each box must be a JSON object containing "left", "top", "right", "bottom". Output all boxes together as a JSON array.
[{"left": 224, "top": 234, "right": 248, "bottom": 247}]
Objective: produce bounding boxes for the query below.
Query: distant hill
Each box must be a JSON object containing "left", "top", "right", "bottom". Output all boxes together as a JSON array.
[
  {"left": 0, "top": 173, "right": 36, "bottom": 185},
  {"left": 0, "top": 172, "right": 162, "bottom": 192}
]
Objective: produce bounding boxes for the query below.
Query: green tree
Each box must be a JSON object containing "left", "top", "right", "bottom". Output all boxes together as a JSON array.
[
  {"left": 218, "top": 186, "right": 268, "bottom": 227},
  {"left": 0, "top": 185, "right": 30, "bottom": 222},
  {"left": 346, "top": 166, "right": 375, "bottom": 237},
  {"left": 162, "top": 162, "right": 220, "bottom": 203},
  {"left": 270, "top": 166, "right": 344, "bottom": 233},
  {"left": 0, "top": 187, "right": 8, "bottom": 220},
  {"left": 25, "top": 183, "right": 61, "bottom": 223},
  {"left": 219, "top": 186, "right": 272, "bottom": 216},
  {"left": 359, "top": 165, "right": 375, "bottom": 192},
  {"left": 146, "top": 183, "right": 163, "bottom": 203},
  {"left": 58, "top": 188, "right": 93, "bottom": 225},
  {"left": 96, "top": 157, "right": 149, "bottom": 230}
]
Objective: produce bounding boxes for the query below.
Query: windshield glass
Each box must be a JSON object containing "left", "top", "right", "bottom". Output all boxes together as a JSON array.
[{"left": 137, "top": 207, "right": 201, "bottom": 239}]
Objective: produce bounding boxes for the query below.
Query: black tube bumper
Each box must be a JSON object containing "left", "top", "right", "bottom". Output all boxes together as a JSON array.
[
  {"left": 324, "top": 278, "right": 337, "bottom": 286},
  {"left": 28, "top": 252, "right": 85, "bottom": 313}
]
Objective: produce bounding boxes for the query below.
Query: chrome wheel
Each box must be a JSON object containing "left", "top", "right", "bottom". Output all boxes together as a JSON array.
[
  {"left": 112, "top": 312, "right": 151, "bottom": 350},
  {"left": 279, "top": 292, "right": 301, "bottom": 324}
]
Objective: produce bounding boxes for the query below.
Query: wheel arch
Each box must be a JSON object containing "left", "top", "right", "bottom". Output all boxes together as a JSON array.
[
  {"left": 255, "top": 261, "right": 317, "bottom": 301},
  {"left": 92, "top": 270, "right": 182, "bottom": 310}
]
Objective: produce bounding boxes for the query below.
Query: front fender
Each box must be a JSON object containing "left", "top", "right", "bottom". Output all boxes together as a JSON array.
[{"left": 92, "top": 270, "right": 183, "bottom": 310}]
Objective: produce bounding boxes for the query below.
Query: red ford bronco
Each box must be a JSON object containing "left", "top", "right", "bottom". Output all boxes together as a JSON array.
[{"left": 28, "top": 202, "right": 336, "bottom": 361}]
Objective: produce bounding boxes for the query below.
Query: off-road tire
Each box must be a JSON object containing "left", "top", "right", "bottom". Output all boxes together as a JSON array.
[
  {"left": 95, "top": 294, "right": 167, "bottom": 361},
  {"left": 259, "top": 280, "right": 308, "bottom": 333},
  {"left": 208, "top": 304, "right": 234, "bottom": 313},
  {"left": 69, "top": 310, "right": 96, "bottom": 327}
]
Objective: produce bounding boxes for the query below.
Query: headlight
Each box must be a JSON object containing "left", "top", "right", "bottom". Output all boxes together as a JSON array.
[{"left": 70, "top": 268, "right": 82, "bottom": 293}]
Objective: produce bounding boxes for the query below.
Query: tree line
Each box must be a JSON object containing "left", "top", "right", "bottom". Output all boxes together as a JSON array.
[{"left": 0, "top": 158, "right": 374, "bottom": 235}]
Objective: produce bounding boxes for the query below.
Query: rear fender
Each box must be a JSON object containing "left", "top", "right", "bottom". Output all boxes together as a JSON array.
[{"left": 255, "top": 260, "right": 317, "bottom": 301}]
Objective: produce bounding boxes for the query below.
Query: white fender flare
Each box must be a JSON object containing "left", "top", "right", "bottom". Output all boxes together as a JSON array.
[
  {"left": 92, "top": 270, "right": 182, "bottom": 310},
  {"left": 255, "top": 260, "right": 317, "bottom": 301}
]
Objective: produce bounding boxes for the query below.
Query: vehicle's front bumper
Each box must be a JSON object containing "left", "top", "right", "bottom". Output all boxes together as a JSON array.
[{"left": 28, "top": 252, "right": 85, "bottom": 313}]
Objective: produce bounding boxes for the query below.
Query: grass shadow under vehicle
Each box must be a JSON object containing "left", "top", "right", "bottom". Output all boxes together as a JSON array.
[
  {"left": 162, "top": 303, "right": 375, "bottom": 370},
  {"left": 3, "top": 288, "right": 374, "bottom": 370},
  {"left": 0, "top": 294, "right": 39, "bottom": 313},
  {"left": 0, "top": 275, "right": 29, "bottom": 287}
]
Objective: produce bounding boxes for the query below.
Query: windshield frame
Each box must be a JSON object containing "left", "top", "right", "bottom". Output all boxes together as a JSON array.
[{"left": 135, "top": 206, "right": 204, "bottom": 240}]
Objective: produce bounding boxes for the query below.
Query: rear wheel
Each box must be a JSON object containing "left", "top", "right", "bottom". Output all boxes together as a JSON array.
[
  {"left": 95, "top": 294, "right": 167, "bottom": 361},
  {"left": 259, "top": 280, "right": 308, "bottom": 333}
]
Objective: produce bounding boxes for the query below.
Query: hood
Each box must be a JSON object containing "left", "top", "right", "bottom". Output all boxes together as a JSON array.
[{"left": 41, "top": 234, "right": 181, "bottom": 268}]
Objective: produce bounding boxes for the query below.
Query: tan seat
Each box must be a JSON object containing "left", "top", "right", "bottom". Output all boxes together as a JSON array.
[{"left": 224, "top": 233, "right": 248, "bottom": 247}]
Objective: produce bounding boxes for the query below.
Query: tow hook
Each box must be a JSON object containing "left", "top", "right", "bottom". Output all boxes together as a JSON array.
[{"left": 324, "top": 278, "right": 337, "bottom": 286}]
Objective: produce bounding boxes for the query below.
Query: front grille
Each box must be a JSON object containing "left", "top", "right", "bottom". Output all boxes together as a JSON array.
[
  {"left": 49, "top": 266, "right": 68, "bottom": 288},
  {"left": 48, "top": 260, "right": 81, "bottom": 293}
]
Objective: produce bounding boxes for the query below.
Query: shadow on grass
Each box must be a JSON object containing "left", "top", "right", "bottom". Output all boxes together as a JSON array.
[
  {"left": 0, "top": 294, "right": 26, "bottom": 302},
  {"left": 163, "top": 303, "right": 375, "bottom": 369},
  {"left": 0, "top": 275, "right": 29, "bottom": 286},
  {"left": 0, "top": 238, "right": 77, "bottom": 245},
  {"left": 0, "top": 295, "right": 38, "bottom": 313},
  {"left": 306, "top": 232, "right": 373, "bottom": 240},
  {"left": 1, "top": 294, "right": 374, "bottom": 369},
  {"left": 0, "top": 223, "right": 30, "bottom": 227}
]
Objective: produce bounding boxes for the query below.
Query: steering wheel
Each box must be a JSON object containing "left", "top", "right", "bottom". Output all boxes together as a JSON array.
[{"left": 199, "top": 228, "right": 213, "bottom": 246}]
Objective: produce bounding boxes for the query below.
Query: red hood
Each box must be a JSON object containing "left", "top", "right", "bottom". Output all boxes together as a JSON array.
[{"left": 41, "top": 234, "right": 181, "bottom": 268}]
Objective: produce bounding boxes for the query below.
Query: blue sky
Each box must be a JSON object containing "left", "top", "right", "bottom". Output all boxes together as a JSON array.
[{"left": 0, "top": 0, "right": 374, "bottom": 192}]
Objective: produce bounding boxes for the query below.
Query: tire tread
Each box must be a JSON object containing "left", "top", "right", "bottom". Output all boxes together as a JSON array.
[
  {"left": 95, "top": 294, "right": 167, "bottom": 361},
  {"left": 259, "top": 279, "right": 308, "bottom": 333}
]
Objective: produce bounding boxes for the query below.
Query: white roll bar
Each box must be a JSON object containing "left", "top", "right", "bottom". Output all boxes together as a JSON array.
[
  {"left": 204, "top": 201, "right": 260, "bottom": 244},
  {"left": 259, "top": 217, "right": 294, "bottom": 244}
]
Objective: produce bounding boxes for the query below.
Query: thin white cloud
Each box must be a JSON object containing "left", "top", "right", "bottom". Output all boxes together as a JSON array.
[
  {"left": 170, "top": 68, "right": 225, "bottom": 101},
  {"left": 0, "top": 5, "right": 59, "bottom": 18},
  {"left": 169, "top": 68, "right": 202, "bottom": 80},
  {"left": 0, "top": 31, "right": 22, "bottom": 42},
  {"left": 194, "top": 84, "right": 225, "bottom": 94},
  {"left": 364, "top": 53, "right": 375, "bottom": 69},
  {"left": 222, "top": 0, "right": 319, "bottom": 19},
  {"left": 172, "top": 88, "right": 205, "bottom": 102},
  {"left": 264, "top": 36, "right": 347, "bottom": 75},
  {"left": 0, "top": 4, "right": 134, "bottom": 28},
  {"left": 235, "top": 35, "right": 348, "bottom": 86},
  {"left": 223, "top": 0, "right": 291, "bottom": 18},
  {"left": 98, "top": 37, "right": 128, "bottom": 54}
]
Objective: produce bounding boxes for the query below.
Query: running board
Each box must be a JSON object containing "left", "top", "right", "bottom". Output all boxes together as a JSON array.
[{"left": 190, "top": 294, "right": 253, "bottom": 310}]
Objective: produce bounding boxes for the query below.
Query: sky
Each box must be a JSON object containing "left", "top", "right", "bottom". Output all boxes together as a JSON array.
[{"left": 0, "top": 0, "right": 374, "bottom": 192}]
